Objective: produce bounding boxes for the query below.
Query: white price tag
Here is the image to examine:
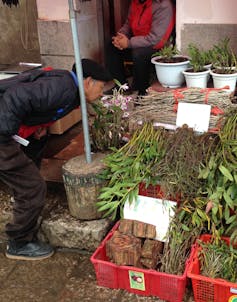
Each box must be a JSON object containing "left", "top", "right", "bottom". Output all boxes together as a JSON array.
[
  {"left": 176, "top": 102, "right": 211, "bottom": 133},
  {"left": 124, "top": 195, "right": 177, "bottom": 242}
]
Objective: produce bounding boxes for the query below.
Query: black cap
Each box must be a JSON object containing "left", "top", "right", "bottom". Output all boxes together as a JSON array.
[{"left": 72, "top": 59, "right": 113, "bottom": 82}]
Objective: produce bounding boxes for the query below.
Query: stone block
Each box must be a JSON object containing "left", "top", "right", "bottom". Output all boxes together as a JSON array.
[
  {"left": 37, "top": 19, "right": 103, "bottom": 63},
  {"left": 181, "top": 24, "right": 237, "bottom": 54},
  {"left": 39, "top": 214, "right": 111, "bottom": 252},
  {"left": 40, "top": 55, "right": 75, "bottom": 70},
  {"left": 0, "top": 182, "right": 112, "bottom": 252},
  {"left": 37, "top": 20, "right": 74, "bottom": 56}
]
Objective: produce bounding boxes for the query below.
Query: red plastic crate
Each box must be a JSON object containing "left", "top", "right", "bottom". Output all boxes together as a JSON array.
[
  {"left": 138, "top": 182, "right": 164, "bottom": 198},
  {"left": 138, "top": 182, "right": 181, "bottom": 205},
  {"left": 187, "top": 234, "right": 237, "bottom": 302},
  {"left": 91, "top": 221, "right": 194, "bottom": 302}
]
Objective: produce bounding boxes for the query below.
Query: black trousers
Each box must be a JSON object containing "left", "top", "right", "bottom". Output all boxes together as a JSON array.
[
  {"left": 0, "top": 139, "right": 47, "bottom": 243},
  {"left": 21, "top": 134, "right": 49, "bottom": 169},
  {"left": 106, "top": 43, "right": 157, "bottom": 95}
]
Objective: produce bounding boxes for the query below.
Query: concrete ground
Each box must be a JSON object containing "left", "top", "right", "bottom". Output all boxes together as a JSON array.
[
  {"left": 0, "top": 244, "right": 194, "bottom": 302},
  {"left": 0, "top": 171, "right": 196, "bottom": 302},
  {"left": 0, "top": 180, "right": 195, "bottom": 302}
]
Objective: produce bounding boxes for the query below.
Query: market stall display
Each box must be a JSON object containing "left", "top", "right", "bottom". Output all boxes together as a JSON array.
[
  {"left": 90, "top": 84, "right": 237, "bottom": 300},
  {"left": 130, "top": 87, "right": 236, "bottom": 131}
]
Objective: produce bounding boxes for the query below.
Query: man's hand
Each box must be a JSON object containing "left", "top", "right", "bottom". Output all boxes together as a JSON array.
[{"left": 112, "top": 33, "right": 129, "bottom": 50}]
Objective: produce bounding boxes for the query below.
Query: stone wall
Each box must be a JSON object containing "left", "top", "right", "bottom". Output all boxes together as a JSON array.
[
  {"left": 0, "top": 0, "right": 40, "bottom": 65},
  {"left": 37, "top": 0, "right": 104, "bottom": 70},
  {"left": 180, "top": 24, "right": 237, "bottom": 54}
]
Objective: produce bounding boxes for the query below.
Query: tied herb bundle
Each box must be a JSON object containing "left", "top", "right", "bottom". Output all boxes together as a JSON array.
[
  {"left": 199, "top": 108, "right": 237, "bottom": 243},
  {"left": 159, "top": 198, "right": 206, "bottom": 275},
  {"left": 97, "top": 123, "right": 167, "bottom": 219},
  {"left": 151, "top": 126, "right": 216, "bottom": 201}
]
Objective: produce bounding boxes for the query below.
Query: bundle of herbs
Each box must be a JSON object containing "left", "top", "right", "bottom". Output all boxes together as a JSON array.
[
  {"left": 151, "top": 126, "right": 217, "bottom": 201},
  {"left": 131, "top": 88, "right": 234, "bottom": 129},
  {"left": 198, "top": 239, "right": 237, "bottom": 282},
  {"left": 159, "top": 200, "right": 205, "bottom": 275},
  {"left": 96, "top": 123, "right": 168, "bottom": 219},
  {"left": 198, "top": 108, "right": 237, "bottom": 243}
]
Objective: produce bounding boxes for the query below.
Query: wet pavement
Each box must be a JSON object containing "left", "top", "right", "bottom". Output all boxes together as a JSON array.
[
  {"left": 0, "top": 158, "right": 195, "bottom": 302},
  {"left": 0, "top": 246, "right": 194, "bottom": 302}
]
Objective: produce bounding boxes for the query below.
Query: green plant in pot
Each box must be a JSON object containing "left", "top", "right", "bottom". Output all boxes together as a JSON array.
[
  {"left": 211, "top": 38, "right": 237, "bottom": 74},
  {"left": 152, "top": 44, "right": 180, "bottom": 63},
  {"left": 187, "top": 43, "right": 207, "bottom": 72},
  {"left": 151, "top": 44, "right": 190, "bottom": 88},
  {"left": 182, "top": 43, "right": 210, "bottom": 88},
  {"left": 203, "top": 48, "right": 215, "bottom": 69},
  {"left": 210, "top": 38, "right": 237, "bottom": 94}
]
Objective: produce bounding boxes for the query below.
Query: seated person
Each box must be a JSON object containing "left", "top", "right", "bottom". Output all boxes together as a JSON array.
[{"left": 106, "top": 0, "right": 175, "bottom": 95}]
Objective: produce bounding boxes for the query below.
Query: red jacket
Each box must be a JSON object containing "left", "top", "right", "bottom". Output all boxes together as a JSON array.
[{"left": 119, "top": 0, "right": 175, "bottom": 50}]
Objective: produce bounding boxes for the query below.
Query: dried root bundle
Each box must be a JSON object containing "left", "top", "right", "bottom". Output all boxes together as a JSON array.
[{"left": 131, "top": 88, "right": 236, "bottom": 130}]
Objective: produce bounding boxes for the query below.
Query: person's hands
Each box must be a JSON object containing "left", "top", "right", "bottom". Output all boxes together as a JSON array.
[
  {"left": 112, "top": 33, "right": 129, "bottom": 50},
  {"left": 112, "top": 36, "right": 122, "bottom": 49}
]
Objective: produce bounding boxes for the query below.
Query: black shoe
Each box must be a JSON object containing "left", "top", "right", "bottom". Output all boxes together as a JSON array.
[{"left": 5, "top": 240, "right": 54, "bottom": 260}]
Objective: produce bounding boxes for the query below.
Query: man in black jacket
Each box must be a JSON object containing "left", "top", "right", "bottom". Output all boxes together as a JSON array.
[{"left": 0, "top": 58, "right": 112, "bottom": 260}]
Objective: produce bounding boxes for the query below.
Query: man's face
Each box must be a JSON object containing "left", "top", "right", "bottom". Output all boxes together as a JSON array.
[{"left": 84, "top": 78, "right": 105, "bottom": 102}]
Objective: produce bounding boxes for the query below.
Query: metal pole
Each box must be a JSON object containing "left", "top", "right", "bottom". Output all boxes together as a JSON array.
[{"left": 68, "top": 0, "right": 92, "bottom": 163}]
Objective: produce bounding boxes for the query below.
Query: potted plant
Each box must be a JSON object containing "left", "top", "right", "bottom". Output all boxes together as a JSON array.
[
  {"left": 182, "top": 43, "right": 211, "bottom": 88},
  {"left": 151, "top": 44, "right": 190, "bottom": 88},
  {"left": 210, "top": 38, "right": 237, "bottom": 94},
  {"left": 203, "top": 48, "right": 215, "bottom": 70}
]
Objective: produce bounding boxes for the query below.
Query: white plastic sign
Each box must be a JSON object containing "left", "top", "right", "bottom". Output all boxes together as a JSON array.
[
  {"left": 176, "top": 102, "right": 211, "bottom": 133},
  {"left": 123, "top": 195, "right": 177, "bottom": 242}
]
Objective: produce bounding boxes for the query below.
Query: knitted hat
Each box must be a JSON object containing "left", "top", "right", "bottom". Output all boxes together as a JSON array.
[{"left": 72, "top": 59, "right": 112, "bottom": 82}]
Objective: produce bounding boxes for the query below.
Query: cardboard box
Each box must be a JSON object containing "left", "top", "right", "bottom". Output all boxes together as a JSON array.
[{"left": 49, "top": 107, "right": 82, "bottom": 135}]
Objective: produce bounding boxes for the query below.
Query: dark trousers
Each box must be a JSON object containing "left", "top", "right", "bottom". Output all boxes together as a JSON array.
[
  {"left": 21, "top": 134, "right": 49, "bottom": 168},
  {"left": 0, "top": 139, "right": 47, "bottom": 243},
  {"left": 106, "top": 43, "right": 157, "bottom": 95}
]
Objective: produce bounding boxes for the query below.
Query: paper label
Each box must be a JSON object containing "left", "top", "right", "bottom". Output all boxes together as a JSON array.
[
  {"left": 176, "top": 102, "right": 211, "bottom": 133},
  {"left": 129, "top": 271, "right": 145, "bottom": 291},
  {"left": 124, "top": 195, "right": 176, "bottom": 242}
]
